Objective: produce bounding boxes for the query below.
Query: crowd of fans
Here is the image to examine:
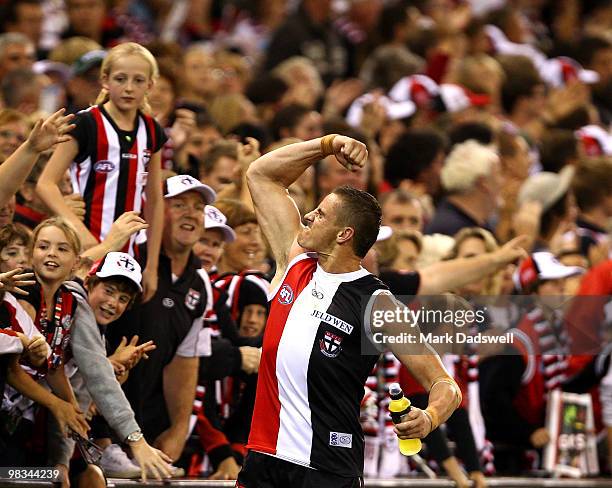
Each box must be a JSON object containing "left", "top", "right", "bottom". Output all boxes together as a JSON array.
[{"left": 0, "top": 0, "right": 610, "bottom": 486}]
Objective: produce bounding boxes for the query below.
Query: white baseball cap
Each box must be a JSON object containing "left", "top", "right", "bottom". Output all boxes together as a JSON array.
[
  {"left": 346, "top": 93, "right": 416, "bottom": 128},
  {"left": 89, "top": 252, "right": 143, "bottom": 292},
  {"left": 540, "top": 57, "right": 599, "bottom": 88},
  {"left": 164, "top": 175, "right": 216, "bottom": 204},
  {"left": 513, "top": 251, "right": 584, "bottom": 292},
  {"left": 204, "top": 205, "right": 236, "bottom": 242}
]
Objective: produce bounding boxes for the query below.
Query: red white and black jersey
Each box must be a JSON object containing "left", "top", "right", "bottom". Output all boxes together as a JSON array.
[
  {"left": 0, "top": 292, "right": 40, "bottom": 354},
  {"left": 70, "top": 105, "right": 167, "bottom": 255},
  {"left": 247, "top": 253, "right": 387, "bottom": 477}
]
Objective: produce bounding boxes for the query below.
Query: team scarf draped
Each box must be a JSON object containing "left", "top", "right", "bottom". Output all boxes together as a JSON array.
[{"left": 36, "top": 287, "right": 76, "bottom": 370}]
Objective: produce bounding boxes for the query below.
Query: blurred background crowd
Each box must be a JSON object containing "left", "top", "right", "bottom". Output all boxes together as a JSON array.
[{"left": 0, "top": 0, "right": 611, "bottom": 486}]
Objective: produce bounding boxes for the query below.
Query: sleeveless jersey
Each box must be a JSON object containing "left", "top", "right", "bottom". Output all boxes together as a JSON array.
[
  {"left": 70, "top": 104, "right": 167, "bottom": 255},
  {"left": 247, "top": 253, "right": 387, "bottom": 477}
]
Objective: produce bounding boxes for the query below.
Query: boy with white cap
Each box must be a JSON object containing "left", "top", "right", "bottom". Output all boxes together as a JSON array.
[{"left": 50, "top": 251, "right": 173, "bottom": 485}]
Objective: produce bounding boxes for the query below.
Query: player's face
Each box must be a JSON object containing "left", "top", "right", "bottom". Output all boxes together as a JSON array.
[
  {"left": 88, "top": 281, "right": 132, "bottom": 325},
  {"left": 193, "top": 228, "right": 225, "bottom": 272},
  {"left": 0, "top": 238, "right": 29, "bottom": 273},
  {"left": 298, "top": 193, "right": 342, "bottom": 254},
  {"left": 31, "top": 226, "right": 78, "bottom": 285},
  {"left": 239, "top": 304, "right": 267, "bottom": 337},
  {"left": 164, "top": 191, "right": 206, "bottom": 251},
  {"left": 103, "top": 55, "right": 153, "bottom": 113}
]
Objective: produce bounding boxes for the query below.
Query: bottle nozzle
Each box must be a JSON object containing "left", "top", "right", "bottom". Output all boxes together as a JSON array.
[{"left": 389, "top": 383, "right": 403, "bottom": 400}]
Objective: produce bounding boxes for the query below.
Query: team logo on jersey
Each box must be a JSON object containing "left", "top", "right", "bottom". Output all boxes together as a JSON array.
[
  {"left": 185, "top": 288, "right": 201, "bottom": 310},
  {"left": 278, "top": 284, "right": 294, "bottom": 305},
  {"left": 143, "top": 149, "right": 151, "bottom": 166},
  {"left": 320, "top": 330, "right": 343, "bottom": 358},
  {"left": 94, "top": 160, "right": 115, "bottom": 173},
  {"left": 162, "top": 297, "right": 175, "bottom": 308}
]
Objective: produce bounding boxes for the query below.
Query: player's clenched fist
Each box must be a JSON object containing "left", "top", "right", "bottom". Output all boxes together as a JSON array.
[{"left": 331, "top": 135, "right": 368, "bottom": 172}]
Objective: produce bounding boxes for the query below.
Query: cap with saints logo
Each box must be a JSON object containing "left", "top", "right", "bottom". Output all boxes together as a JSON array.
[
  {"left": 205, "top": 205, "right": 236, "bottom": 242},
  {"left": 163, "top": 175, "right": 216, "bottom": 204},
  {"left": 88, "top": 252, "right": 143, "bottom": 291}
]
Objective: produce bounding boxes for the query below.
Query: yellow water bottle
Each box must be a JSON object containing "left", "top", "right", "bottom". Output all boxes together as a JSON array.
[{"left": 389, "top": 383, "right": 422, "bottom": 456}]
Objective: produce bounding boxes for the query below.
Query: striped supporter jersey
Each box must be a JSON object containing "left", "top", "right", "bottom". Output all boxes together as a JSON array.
[
  {"left": 69, "top": 104, "right": 166, "bottom": 255},
  {"left": 247, "top": 253, "right": 388, "bottom": 477}
]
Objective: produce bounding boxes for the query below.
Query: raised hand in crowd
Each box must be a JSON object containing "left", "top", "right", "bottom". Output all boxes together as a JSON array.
[
  {"left": 110, "top": 335, "right": 156, "bottom": 371},
  {"left": 27, "top": 109, "right": 76, "bottom": 153},
  {"left": 493, "top": 235, "right": 529, "bottom": 264},
  {"left": 217, "top": 137, "right": 261, "bottom": 206},
  {"left": 78, "top": 211, "right": 149, "bottom": 274},
  {"left": 511, "top": 201, "right": 543, "bottom": 252},
  {"left": 0, "top": 268, "right": 36, "bottom": 296},
  {"left": 322, "top": 78, "right": 364, "bottom": 118},
  {"left": 0, "top": 109, "right": 75, "bottom": 208},
  {"left": 168, "top": 108, "right": 197, "bottom": 150},
  {"left": 359, "top": 96, "right": 387, "bottom": 139}
]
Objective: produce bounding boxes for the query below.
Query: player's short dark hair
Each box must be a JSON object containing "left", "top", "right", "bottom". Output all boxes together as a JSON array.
[{"left": 332, "top": 186, "right": 381, "bottom": 258}]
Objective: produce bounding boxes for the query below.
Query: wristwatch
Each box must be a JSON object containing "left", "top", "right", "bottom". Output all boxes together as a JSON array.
[{"left": 126, "top": 430, "right": 144, "bottom": 443}]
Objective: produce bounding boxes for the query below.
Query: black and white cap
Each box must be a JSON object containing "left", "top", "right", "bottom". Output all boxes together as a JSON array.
[
  {"left": 205, "top": 205, "right": 236, "bottom": 242},
  {"left": 163, "top": 175, "right": 216, "bottom": 204},
  {"left": 89, "top": 252, "right": 143, "bottom": 292}
]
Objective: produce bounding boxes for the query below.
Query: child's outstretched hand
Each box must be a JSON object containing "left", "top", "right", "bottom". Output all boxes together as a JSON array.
[{"left": 26, "top": 108, "right": 75, "bottom": 153}]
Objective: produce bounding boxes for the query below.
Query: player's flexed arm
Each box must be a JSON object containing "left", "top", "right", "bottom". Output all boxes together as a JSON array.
[{"left": 246, "top": 135, "right": 367, "bottom": 286}]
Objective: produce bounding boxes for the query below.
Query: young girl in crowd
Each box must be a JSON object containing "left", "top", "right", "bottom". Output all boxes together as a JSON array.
[
  {"left": 17, "top": 218, "right": 172, "bottom": 484},
  {"left": 37, "top": 42, "right": 167, "bottom": 302}
]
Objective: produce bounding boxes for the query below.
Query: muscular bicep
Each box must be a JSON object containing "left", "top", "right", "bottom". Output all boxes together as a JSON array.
[{"left": 247, "top": 173, "right": 304, "bottom": 270}]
